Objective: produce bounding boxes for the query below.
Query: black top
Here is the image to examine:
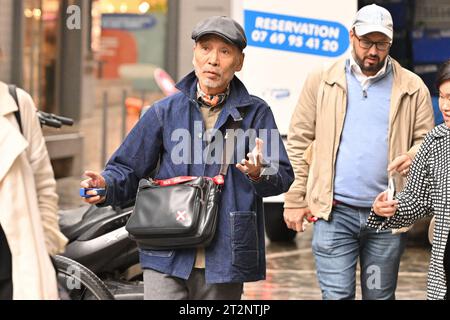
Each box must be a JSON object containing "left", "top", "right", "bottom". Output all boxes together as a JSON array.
[{"left": 0, "top": 224, "right": 12, "bottom": 280}]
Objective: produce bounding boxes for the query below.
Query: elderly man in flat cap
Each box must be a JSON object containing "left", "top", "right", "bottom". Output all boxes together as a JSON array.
[{"left": 80, "top": 16, "right": 294, "bottom": 300}]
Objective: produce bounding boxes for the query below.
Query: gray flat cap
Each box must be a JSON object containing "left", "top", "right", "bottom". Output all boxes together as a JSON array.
[{"left": 191, "top": 16, "right": 247, "bottom": 50}]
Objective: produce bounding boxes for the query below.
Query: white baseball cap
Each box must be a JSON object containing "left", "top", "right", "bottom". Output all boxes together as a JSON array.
[{"left": 352, "top": 4, "right": 393, "bottom": 40}]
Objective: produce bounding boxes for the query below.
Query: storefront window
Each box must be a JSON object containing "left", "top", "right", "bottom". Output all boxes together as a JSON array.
[
  {"left": 91, "top": 0, "right": 168, "bottom": 93},
  {"left": 22, "top": 0, "right": 60, "bottom": 113}
]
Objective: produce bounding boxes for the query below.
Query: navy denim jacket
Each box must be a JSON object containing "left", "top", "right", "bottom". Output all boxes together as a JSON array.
[{"left": 100, "top": 71, "right": 294, "bottom": 283}]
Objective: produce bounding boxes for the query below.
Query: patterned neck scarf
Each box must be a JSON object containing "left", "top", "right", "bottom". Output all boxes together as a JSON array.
[{"left": 197, "top": 83, "right": 230, "bottom": 108}]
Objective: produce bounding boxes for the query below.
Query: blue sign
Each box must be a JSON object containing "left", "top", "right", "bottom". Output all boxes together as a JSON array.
[
  {"left": 412, "top": 29, "right": 450, "bottom": 64},
  {"left": 102, "top": 14, "right": 156, "bottom": 30},
  {"left": 244, "top": 10, "right": 349, "bottom": 57}
]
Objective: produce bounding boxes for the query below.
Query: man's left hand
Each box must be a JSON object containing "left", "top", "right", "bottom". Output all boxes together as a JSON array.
[
  {"left": 236, "top": 138, "right": 264, "bottom": 180},
  {"left": 388, "top": 154, "right": 412, "bottom": 177}
]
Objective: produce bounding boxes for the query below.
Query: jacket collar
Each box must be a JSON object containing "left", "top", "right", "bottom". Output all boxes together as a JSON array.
[
  {"left": 0, "top": 82, "right": 19, "bottom": 117},
  {"left": 0, "top": 116, "right": 28, "bottom": 181},
  {"left": 324, "top": 57, "right": 420, "bottom": 96},
  {"left": 175, "top": 71, "right": 253, "bottom": 122},
  {"left": 390, "top": 58, "right": 421, "bottom": 95},
  {"left": 430, "top": 123, "right": 450, "bottom": 138},
  {"left": 323, "top": 59, "right": 348, "bottom": 90}
]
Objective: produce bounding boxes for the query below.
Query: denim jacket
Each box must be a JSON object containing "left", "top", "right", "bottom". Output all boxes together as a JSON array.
[{"left": 100, "top": 72, "right": 294, "bottom": 283}]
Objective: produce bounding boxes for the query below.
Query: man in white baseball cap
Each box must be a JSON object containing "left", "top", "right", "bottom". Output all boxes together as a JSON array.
[
  {"left": 284, "top": 3, "right": 434, "bottom": 300},
  {"left": 350, "top": 4, "right": 394, "bottom": 76}
]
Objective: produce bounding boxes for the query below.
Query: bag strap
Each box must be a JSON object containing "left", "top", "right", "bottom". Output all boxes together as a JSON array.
[
  {"left": 8, "top": 84, "right": 23, "bottom": 134},
  {"left": 219, "top": 118, "right": 242, "bottom": 176}
]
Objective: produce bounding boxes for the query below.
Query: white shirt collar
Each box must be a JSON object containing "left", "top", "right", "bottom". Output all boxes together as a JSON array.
[{"left": 348, "top": 52, "right": 390, "bottom": 90}]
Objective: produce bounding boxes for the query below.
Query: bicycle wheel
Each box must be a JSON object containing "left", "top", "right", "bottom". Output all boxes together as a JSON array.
[{"left": 53, "top": 255, "right": 114, "bottom": 300}]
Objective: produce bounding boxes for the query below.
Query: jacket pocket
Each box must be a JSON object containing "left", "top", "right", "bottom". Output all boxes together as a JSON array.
[
  {"left": 230, "top": 211, "right": 259, "bottom": 269},
  {"left": 139, "top": 249, "right": 174, "bottom": 258}
]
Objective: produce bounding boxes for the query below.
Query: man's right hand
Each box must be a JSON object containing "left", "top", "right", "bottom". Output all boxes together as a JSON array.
[
  {"left": 283, "top": 207, "right": 313, "bottom": 232},
  {"left": 80, "top": 171, "right": 107, "bottom": 205}
]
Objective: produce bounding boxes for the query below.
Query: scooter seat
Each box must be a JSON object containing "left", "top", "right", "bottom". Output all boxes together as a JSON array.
[{"left": 59, "top": 205, "right": 123, "bottom": 242}]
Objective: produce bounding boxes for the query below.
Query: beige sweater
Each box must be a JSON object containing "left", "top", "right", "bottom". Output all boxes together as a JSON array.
[{"left": 194, "top": 102, "right": 224, "bottom": 268}]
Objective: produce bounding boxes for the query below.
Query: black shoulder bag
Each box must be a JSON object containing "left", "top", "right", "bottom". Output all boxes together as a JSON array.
[{"left": 126, "top": 119, "right": 241, "bottom": 250}]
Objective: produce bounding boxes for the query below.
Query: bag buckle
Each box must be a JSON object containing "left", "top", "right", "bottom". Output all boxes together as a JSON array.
[{"left": 212, "top": 175, "right": 225, "bottom": 185}]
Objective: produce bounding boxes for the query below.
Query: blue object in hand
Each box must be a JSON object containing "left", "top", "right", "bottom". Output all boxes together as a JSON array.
[{"left": 79, "top": 188, "right": 106, "bottom": 198}]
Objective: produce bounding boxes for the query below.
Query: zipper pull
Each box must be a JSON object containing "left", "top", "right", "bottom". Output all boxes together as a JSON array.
[{"left": 363, "top": 90, "right": 368, "bottom": 98}]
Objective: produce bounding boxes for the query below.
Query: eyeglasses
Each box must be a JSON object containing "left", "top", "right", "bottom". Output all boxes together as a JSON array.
[{"left": 354, "top": 34, "right": 391, "bottom": 51}]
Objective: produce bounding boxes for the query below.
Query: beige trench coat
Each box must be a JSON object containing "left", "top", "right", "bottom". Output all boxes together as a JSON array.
[{"left": 0, "top": 82, "right": 67, "bottom": 299}]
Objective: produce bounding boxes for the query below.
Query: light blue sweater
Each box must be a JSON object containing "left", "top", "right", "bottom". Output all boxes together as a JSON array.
[{"left": 333, "top": 62, "right": 393, "bottom": 208}]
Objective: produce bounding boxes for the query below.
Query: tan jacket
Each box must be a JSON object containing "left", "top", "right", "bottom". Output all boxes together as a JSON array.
[
  {"left": 0, "top": 82, "right": 67, "bottom": 299},
  {"left": 284, "top": 58, "right": 435, "bottom": 221}
]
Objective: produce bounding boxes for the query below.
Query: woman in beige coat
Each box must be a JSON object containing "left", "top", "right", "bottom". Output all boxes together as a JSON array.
[{"left": 0, "top": 82, "right": 67, "bottom": 299}]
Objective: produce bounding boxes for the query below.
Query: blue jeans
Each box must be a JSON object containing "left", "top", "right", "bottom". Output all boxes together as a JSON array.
[{"left": 312, "top": 203, "right": 407, "bottom": 300}]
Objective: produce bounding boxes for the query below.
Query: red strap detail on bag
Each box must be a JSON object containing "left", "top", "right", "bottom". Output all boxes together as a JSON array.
[
  {"left": 212, "top": 175, "right": 225, "bottom": 185},
  {"left": 155, "top": 175, "right": 225, "bottom": 186},
  {"left": 155, "top": 176, "right": 197, "bottom": 186}
]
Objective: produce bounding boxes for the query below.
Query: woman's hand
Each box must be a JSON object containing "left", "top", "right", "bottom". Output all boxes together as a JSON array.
[
  {"left": 372, "top": 191, "right": 399, "bottom": 217},
  {"left": 388, "top": 154, "right": 412, "bottom": 177}
]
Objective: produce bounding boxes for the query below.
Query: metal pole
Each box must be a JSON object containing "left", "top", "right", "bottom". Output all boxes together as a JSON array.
[
  {"left": 37, "top": 0, "right": 43, "bottom": 109},
  {"left": 141, "top": 90, "right": 146, "bottom": 108},
  {"left": 101, "top": 91, "right": 108, "bottom": 166},
  {"left": 98, "top": 60, "right": 104, "bottom": 79},
  {"left": 29, "top": 20, "right": 36, "bottom": 98},
  {"left": 122, "top": 89, "right": 127, "bottom": 140}
]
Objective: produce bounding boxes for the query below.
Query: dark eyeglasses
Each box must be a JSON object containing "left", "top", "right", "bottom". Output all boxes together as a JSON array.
[{"left": 354, "top": 34, "right": 391, "bottom": 51}]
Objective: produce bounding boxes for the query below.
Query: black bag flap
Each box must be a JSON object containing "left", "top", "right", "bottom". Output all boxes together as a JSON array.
[{"left": 127, "top": 183, "right": 202, "bottom": 236}]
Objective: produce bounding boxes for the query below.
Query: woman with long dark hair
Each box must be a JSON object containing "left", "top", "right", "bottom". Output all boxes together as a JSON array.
[{"left": 369, "top": 59, "right": 450, "bottom": 300}]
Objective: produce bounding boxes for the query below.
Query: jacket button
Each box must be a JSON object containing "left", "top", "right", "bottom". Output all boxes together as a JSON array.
[{"left": 198, "top": 133, "right": 202, "bottom": 139}]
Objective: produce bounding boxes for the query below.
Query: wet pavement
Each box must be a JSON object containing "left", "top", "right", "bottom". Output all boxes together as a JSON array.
[{"left": 243, "top": 227, "right": 430, "bottom": 300}]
